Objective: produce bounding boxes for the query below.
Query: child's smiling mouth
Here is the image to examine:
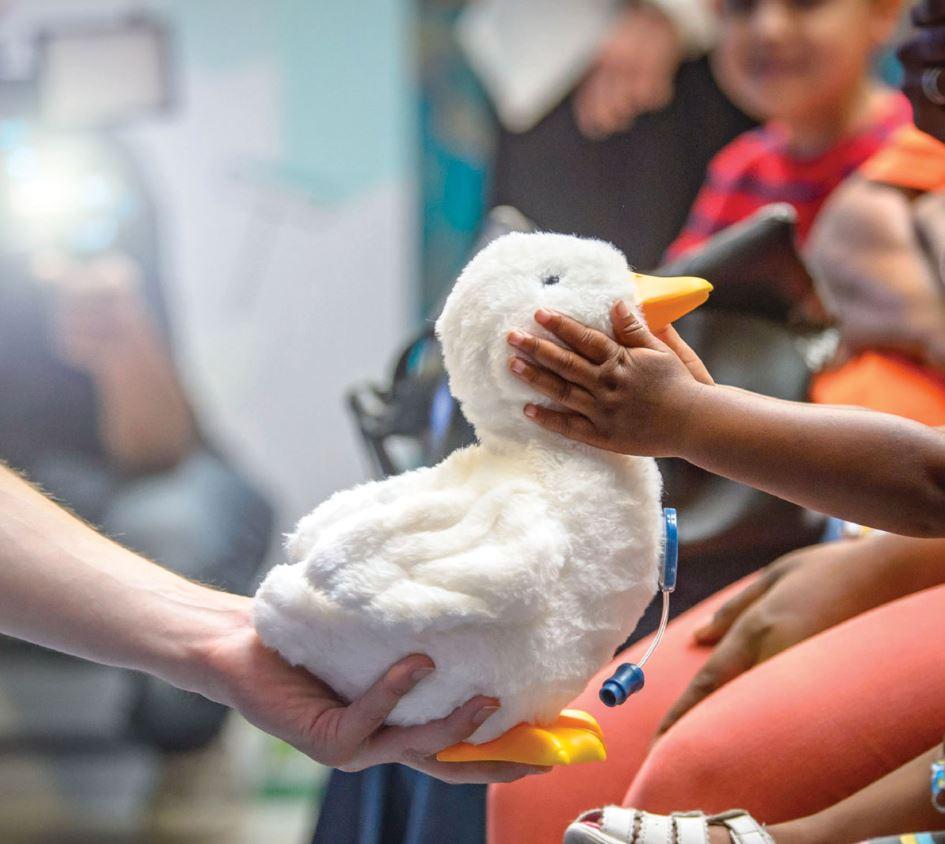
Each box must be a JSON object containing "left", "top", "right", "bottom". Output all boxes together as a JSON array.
[{"left": 748, "top": 54, "right": 811, "bottom": 80}]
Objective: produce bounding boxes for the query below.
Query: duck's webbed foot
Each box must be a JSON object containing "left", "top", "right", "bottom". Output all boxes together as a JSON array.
[{"left": 436, "top": 709, "right": 606, "bottom": 766}]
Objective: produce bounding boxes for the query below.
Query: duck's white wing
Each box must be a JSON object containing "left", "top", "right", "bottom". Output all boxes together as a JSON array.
[{"left": 285, "top": 448, "right": 568, "bottom": 634}]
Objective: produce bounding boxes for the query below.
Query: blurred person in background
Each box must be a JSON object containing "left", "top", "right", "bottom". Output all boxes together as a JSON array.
[
  {"left": 664, "top": 0, "right": 909, "bottom": 277},
  {"left": 659, "top": 0, "right": 942, "bottom": 432},
  {"left": 0, "top": 127, "right": 274, "bottom": 755}
]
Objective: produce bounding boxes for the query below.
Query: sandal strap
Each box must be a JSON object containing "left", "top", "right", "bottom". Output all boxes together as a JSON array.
[
  {"left": 600, "top": 807, "right": 636, "bottom": 842},
  {"left": 708, "top": 810, "right": 774, "bottom": 844},
  {"left": 565, "top": 807, "right": 638, "bottom": 843},
  {"left": 672, "top": 812, "right": 709, "bottom": 844},
  {"left": 565, "top": 807, "right": 733, "bottom": 844},
  {"left": 638, "top": 811, "right": 673, "bottom": 843}
]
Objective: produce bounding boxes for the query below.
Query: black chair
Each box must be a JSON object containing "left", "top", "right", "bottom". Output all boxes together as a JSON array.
[
  {"left": 659, "top": 202, "right": 816, "bottom": 323},
  {"left": 347, "top": 207, "right": 534, "bottom": 479}
]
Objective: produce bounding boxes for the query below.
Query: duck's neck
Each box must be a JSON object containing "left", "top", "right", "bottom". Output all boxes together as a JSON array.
[{"left": 479, "top": 431, "right": 633, "bottom": 476}]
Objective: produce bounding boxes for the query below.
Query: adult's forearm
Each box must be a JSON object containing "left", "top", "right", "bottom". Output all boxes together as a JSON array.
[
  {"left": 770, "top": 745, "right": 944, "bottom": 843},
  {"left": 0, "top": 465, "right": 240, "bottom": 703},
  {"left": 680, "top": 385, "right": 945, "bottom": 536}
]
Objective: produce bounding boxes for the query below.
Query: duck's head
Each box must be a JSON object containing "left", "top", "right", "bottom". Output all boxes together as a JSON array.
[{"left": 435, "top": 232, "right": 711, "bottom": 445}]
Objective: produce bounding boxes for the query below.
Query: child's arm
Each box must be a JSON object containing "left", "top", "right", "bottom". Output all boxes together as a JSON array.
[{"left": 506, "top": 303, "right": 945, "bottom": 537}]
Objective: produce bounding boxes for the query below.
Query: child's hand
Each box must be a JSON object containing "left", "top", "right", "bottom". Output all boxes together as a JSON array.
[{"left": 506, "top": 300, "right": 713, "bottom": 457}]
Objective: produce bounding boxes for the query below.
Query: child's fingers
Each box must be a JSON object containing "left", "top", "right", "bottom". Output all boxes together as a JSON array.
[
  {"left": 508, "top": 356, "right": 595, "bottom": 414},
  {"left": 656, "top": 631, "right": 758, "bottom": 736},
  {"left": 610, "top": 300, "right": 665, "bottom": 351},
  {"left": 507, "top": 331, "right": 598, "bottom": 389},
  {"left": 523, "top": 403, "right": 600, "bottom": 446},
  {"left": 692, "top": 576, "right": 772, "bottom": 645},
  {"left": 534, "top": 309, "right": 617, "bottom": 364},
  {"left": 655, "top": 325, "right": 714, "bottom": 385}
]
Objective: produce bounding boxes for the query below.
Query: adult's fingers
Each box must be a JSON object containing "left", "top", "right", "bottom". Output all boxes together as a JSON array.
[
  {"left": 629, "top": 57, "right": 674, "bottom": 114},
  {"left": 655, "top": 325, "right": 715, "bottom": 385},
  {"left": 691, "top": 575, "right": 775, "bottom": 645},
  {"left": 508, "top": 330, "right": 599, "bottom": 388},
  {"left": 656, "top": 627, "right": 759, "bottom": 735},
  {"left": 508, "top": 356, "right": 596, "bottom": 414},
  {"left": 367, "top": 695, "right": 501, "bottom": 764},
  {"left": 339, "top": 654, "right": 434, "bottom": 752},
  {"left": 600, "top": 68, "right": 640, "bottom": 133},
  {"left": 534, "top": 308, "right": 619, "bottom": 364},
  {"left": 574, "top": 69, "right": 610, "bottom": 139},
  {"left": 523, "top": 403, "right": 601, "bottom": 446},
  {"left": 610, "top": 300, "right": 665, "bottom": 351}
]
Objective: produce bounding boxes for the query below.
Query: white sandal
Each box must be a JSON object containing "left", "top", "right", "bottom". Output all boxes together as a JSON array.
[{"left": 563, "top": 806, "right": 775, "bottom": 844}]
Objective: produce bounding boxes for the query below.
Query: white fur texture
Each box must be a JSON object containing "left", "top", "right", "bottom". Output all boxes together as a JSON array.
[{"left": 254, "top": 232, "right": 663, "bottom": 743}]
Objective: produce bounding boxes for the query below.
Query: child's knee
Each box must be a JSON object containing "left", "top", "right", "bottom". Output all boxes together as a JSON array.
[{"left": 624, "top": 727, "right": 738, "bottom": 814}]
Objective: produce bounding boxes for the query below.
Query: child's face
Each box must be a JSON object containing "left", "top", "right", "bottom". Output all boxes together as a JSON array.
[{"left": 712, "top": 0, "right": 900, "bottom": 123}]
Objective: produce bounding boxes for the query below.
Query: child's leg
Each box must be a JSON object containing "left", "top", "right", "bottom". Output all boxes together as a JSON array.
[
  {"left": 624, "top": 584, "right": 945, "bottom": 822},
  {"left": 487, "top": 575, "right": 757, "bottom": 844}
]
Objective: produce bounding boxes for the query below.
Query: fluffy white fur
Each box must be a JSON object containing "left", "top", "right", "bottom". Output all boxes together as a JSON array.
[{"left": 254, "top": 233, "right": 662, "bottom": 743}]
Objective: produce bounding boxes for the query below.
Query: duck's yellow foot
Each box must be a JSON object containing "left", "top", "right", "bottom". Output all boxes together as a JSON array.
[{"left": 436, "top": 709, "right": 606, "bottom": 766}]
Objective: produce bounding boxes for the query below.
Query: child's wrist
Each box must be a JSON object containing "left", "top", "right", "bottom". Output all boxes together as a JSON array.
[{"left": 665, "top": 379, "right": 714, "bottom": 459}]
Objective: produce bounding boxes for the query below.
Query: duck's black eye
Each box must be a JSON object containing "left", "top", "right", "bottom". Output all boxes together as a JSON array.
[{"left": 541, "top": 274, "right": 560, "bottom": 287}]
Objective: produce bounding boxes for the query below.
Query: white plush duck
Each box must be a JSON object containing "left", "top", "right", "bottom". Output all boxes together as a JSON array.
[{"left": 254, "top": 232, "right": 710, "bottom": 766}]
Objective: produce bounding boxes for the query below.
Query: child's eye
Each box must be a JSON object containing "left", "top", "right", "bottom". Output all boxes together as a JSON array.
[{"left": 541, "top": 275, "right": 560, "bottom": 287}]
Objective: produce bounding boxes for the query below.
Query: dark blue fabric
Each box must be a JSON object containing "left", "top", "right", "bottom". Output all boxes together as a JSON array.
[{"left": 313, "top": 766, "right": 486, "bottom": 844}]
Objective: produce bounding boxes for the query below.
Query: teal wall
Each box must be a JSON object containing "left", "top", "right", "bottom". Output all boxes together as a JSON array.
[{"left": 161, "top": 0, "right": 415, "bottom": 204}]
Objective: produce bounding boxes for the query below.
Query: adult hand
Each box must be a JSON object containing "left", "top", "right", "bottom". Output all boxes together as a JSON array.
[
  {"left": 898, "top": 0, "right": 945, "bottom": 143},
  {"left": 200, "top": 595, "right": 548, "bottom": 784},
  {"left": 573, "top": 3, "right": 683, "bottom": 139},
  {"left": 507, "top": 302, "right": 711, "bottom": 456}
]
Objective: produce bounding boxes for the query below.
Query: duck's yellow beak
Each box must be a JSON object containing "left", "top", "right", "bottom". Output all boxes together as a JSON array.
[{"left": 631, "top": 273, "right": 713, "bottom": 332}]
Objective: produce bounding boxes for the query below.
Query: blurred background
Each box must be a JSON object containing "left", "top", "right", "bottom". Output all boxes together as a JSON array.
[
  {"left": 0, "top": 1, "right": 416, "bottom": 841},
  {"left": 0, "top": 0, "right": 929, "bottom": 842}
]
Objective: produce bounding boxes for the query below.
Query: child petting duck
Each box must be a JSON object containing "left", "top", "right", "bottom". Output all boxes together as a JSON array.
[{"left": 254, "top": 232, "right": 711, "bottom": 767}]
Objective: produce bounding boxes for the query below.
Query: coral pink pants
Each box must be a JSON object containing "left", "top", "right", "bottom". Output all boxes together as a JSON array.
[{"left": 488, "top": 576, "right": 945, "bottom": 844}]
